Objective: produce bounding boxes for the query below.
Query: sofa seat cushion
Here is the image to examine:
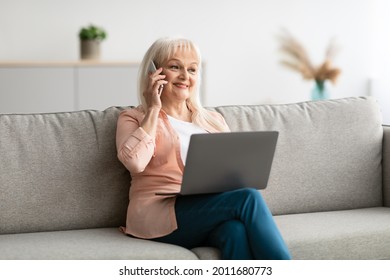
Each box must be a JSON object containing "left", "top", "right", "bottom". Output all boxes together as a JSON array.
[
  {"left": 192, "top": 207, "right": 390, "bottom": 260},
  {"left": 276, "top": 207, "right": 390, "bottom": 260},
  {"left": 191, "top": 247, "right": 221, "bottom": 260},
  {"left": 0, "top": 228, "right": 198, "bottom": 260}
]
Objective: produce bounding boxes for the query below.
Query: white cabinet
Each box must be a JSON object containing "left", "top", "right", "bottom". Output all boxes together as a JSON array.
[
  {"left": 0, "top": 62, "right": 139, "bottom": 114},
  {"left": 0, "top": 66, "right": 75, "bottom": 113},
  {"left": 77, "top": 65, "right": 138, "bottom": 111}
]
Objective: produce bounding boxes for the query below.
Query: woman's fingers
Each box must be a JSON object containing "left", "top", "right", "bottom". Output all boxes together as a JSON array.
[
  {"left": 149, "top": 68, "right": 167, "bottom": 94},
  {"left": 150, "top": 70, "right": 166, "bottom": 84},
  {"left": 153, "top": 79, "right": 168, "bottom": 94},
  {"left": 143, "top": 68, "right": 168, "bottom": 108}
]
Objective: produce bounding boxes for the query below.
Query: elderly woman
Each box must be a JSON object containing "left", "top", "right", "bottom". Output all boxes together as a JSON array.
[{"left": 116, "top": 37, "right": 291, "bottom": 260}]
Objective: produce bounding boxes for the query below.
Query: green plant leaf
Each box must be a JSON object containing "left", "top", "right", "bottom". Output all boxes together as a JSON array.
[{"left": 79, "top": 24, "right": 107, "bottom": 41}]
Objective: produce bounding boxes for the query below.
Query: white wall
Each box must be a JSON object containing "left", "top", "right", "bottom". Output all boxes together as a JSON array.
[
  {"left": 0, "top": 0, "right": 388, "bottom": 109},
  {"left": 369, "top": 0, "right": 390, "bottom": 123}
]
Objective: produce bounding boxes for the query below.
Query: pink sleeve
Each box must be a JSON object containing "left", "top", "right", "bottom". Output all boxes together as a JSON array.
[{"left": 116, "top": 109, "right": 155, "bottom": 174}]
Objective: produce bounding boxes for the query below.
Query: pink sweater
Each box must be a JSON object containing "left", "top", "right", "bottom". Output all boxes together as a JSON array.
[{"left": 116, "top": 106, "right": 229, "bottom": 239}]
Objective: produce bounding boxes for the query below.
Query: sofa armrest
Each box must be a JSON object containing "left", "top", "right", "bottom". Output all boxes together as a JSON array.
[{"left": 383, "top": 125, "right": 390, "bottom": 207}]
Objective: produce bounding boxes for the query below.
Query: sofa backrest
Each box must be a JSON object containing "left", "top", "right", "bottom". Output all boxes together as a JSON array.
[
  {"left": 0, "top": 97, "right": 384, "bottom": 235},
  {"left": 0, "top": 108, "right": 131, "bottom": 234},
  {"left": 212, "top": 97, "right": 383, "bottom": 215}
]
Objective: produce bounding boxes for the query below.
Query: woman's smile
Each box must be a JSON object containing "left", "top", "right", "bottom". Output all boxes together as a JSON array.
[{"left": 173, "top": 82, "right": 189, "bottom": 89}]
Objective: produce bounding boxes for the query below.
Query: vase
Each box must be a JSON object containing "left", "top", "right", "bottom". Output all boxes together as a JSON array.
[
  {"left": 311, "top": 81, "right": 330, "bottom": 101},
  {"left": 80, "top": 39, "right": 101, "bottom": 60}
]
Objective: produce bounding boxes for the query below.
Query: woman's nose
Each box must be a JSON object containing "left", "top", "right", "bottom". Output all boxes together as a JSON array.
[{"left": 179, "top": 69, "right": 189, "bottom": 80}]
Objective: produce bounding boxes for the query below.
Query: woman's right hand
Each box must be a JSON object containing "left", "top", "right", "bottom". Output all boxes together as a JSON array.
[
  {"left": 140, "top": 67, "right": 168, "bottom": 138},
  {"left": 143, "top": 67, "right": 168, "bottom": 111}
]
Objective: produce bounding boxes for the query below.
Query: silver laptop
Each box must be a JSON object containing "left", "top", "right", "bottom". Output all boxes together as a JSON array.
[{"left": 156, "top": 131, "right": 278, "bottom": 196}]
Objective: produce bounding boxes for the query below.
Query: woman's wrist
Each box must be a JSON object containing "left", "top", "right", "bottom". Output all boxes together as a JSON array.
[
  {"left": 141, "top": 107, "right": 160, "bottom": 137},
  {"left": 146, "top": 106, "right": 161, "bottom": 115}
]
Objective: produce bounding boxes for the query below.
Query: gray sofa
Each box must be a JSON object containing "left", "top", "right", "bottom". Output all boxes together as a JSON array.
[{"left": 1, "top": 96, "right": 389, "bottom": 259}]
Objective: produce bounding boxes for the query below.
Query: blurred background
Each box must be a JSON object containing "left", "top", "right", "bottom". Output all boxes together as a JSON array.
[{"left": 0, "top": 0, "right": 389, "bottom": 121}]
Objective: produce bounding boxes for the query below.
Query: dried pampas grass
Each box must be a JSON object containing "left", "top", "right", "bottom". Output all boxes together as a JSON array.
[{"left": 277, "top": 29, "right": 341, "bottom": 84}]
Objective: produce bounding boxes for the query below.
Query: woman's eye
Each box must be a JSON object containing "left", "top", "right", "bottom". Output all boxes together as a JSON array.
[
  {"left": 169, "top": 65, "right": 179, "bottom": 70},
  {"left": 189, "top": 68, "right": 197, "bottom": 74}
]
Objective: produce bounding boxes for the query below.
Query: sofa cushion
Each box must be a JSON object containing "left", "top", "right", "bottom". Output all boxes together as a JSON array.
[
  {"left": 192, "top": 207, "right": 390, "bottom": 260},
  {"left": 191, "top": 247, "right": 221, "bottom": 260},
  {"left": 275, "top": 207, "right": 390, "bottom": 259},
  {"left": 0, "top": 228, "right": 198, "bottom": 260},
  {"left": 0, "top": 108, "right": 131, "bottom": 234},
  {"left": 213, "top": 97, "right": 383, "bottom": 215}
]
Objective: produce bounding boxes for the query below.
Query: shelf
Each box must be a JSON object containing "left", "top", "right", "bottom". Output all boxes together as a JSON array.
[{"left": 0, "top": 61, "right": 139, "bottom": 67}]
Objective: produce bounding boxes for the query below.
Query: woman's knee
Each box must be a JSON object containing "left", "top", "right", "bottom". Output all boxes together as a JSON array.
[
  {"left": 241, "top": 187, "right": 261, "bottom": 197},
  {"left": 232, "top": 187, "right": 261, "bottom": 199},
  {"left": 235, "top": 188, "right": 265, "bottom": 205},
  {"left": 233, "top": 188, "right": 274, "bottom": 220}
]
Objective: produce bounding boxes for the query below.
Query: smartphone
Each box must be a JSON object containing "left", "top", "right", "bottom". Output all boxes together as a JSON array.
[
  {"left": 148, "top": 60, "right": 164, "bottom": 94},
  {"left": 148, "top": 60, "right": 157, "bottom": 73}
]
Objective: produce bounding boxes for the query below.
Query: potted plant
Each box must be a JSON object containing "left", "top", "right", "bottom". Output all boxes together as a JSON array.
[{"left": 79, "top": 24, "right": 107, "bottom": 60}]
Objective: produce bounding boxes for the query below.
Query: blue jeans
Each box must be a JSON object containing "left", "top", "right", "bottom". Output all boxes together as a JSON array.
[{"left": 153, "top": 188, "right": 291, "bottom": 260}]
